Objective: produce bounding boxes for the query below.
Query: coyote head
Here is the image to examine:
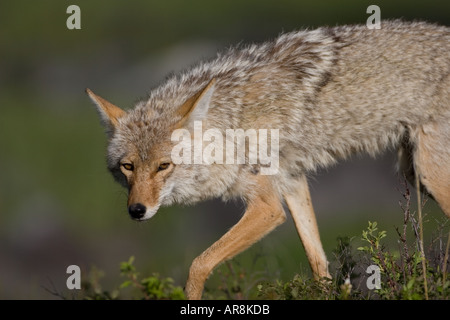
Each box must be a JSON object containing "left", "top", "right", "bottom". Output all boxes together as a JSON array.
[{"left": 87, "top": 80, "right": 218, "bottom": 221}]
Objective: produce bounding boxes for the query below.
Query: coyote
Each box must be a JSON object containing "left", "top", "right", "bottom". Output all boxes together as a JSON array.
[{"left": 88, "top": 20, "right": 450, "bottom": 300}]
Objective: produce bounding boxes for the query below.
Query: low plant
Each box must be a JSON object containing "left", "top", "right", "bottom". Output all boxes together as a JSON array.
[
  {"left": 81, "top": 256, "right": 185, "bottom": 300},
  {"left": 258, "top": 179, "right": 449, "bottom": 300}
]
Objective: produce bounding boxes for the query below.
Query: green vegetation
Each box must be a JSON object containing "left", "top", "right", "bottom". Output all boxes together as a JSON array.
[
  {"left": 258, "top": 185, "right": 450, "bottom": 300},
  {"left": 60, "top": 202, "right": 448, "bottom": 300},
  {"left": 43, "top": 181, "right": 447, "bottom": 300},
  {"left": 82, "top": 256, "right": 185, "bottom": 300}
]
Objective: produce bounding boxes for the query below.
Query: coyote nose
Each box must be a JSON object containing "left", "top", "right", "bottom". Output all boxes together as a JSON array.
[{"left": 128, "top": 203, "right": 147, "bottom": 219}]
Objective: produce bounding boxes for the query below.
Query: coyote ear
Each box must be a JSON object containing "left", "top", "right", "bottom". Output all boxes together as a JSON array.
[
  {"left": 177, "top": 78, "right": 216, "bottom": 127},
  {"left": 86, "top": 88, "right": 125, "bottom": 131}
]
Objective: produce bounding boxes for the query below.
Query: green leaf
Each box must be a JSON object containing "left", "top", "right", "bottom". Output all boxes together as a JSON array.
[
  {"left": 406, "top": 278, "right": 415, "bottom": 290},
  {"left": 119, "top": 280, "right": 132, "bottom": 289},
  {"left": 120, "top": 256, "right": 136, "bottom": 274}
]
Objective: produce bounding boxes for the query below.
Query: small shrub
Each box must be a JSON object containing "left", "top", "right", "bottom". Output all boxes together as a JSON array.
[
  {"left": 258, "top": 180, "right": 449, "bottom": 300},
  {"left": 82, "top": 256, "right": 185, "bottom": 300}
]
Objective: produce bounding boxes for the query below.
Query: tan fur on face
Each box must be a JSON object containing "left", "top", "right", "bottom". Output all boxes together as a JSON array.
[
  {"left": 127, "top": 166, "right": 160, "bottom": 209},
  {"left": 123, "top": 149, "right": 175, "bottom": 209}
]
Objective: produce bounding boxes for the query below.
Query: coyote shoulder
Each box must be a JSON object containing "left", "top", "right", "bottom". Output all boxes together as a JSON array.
[{"left": 88, "top": 20, "right": 450, "bottom": 299}]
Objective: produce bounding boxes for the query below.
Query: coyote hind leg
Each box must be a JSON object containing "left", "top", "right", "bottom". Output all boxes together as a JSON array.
[
  {"left": 413, "top": 120, "right": 450, "bottom": 217},
  {"left": 397, "top": 134, "right": 433, "bottom": 198},
  {"left": 284, "top": 175, "right": 330, "bottom": 279}
]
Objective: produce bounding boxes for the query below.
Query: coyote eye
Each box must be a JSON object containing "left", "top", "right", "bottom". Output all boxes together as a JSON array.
[
  {"left": 157, "top": 162, "right": 170, "bottom": 172},
  {"left": 122, "top": 163, "right": 134, "bottom": 171}
]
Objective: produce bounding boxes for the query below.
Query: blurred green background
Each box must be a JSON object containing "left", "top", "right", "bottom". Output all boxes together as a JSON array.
[{"left": 0, "top": 0, "right": 448, "bottom": 299}]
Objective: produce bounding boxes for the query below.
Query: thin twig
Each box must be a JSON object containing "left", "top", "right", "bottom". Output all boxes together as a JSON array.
[
  {"left": 41, "top": 276, "right": 67, "bottom": 300},
  {"left": 415, "top": 170, "right": 428, "bottom": 300},
  {"left": 397, "top": 176, "right": 412, "bottom": 276},
  {"left": 443, "top": 230, "right": 450, "bottom": 286}
]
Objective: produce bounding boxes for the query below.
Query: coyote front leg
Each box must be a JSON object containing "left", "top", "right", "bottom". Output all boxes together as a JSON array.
[
  {"left": 185, "top": 176, "right": 286, "bottom": 300},
  {"left": 284, "top": 175, "right": 330, "bottom": 279}
]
